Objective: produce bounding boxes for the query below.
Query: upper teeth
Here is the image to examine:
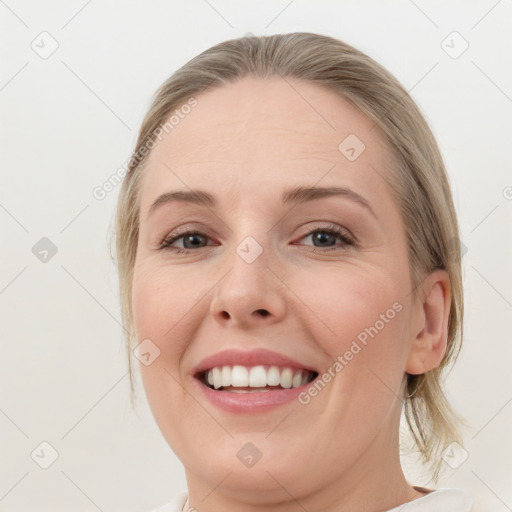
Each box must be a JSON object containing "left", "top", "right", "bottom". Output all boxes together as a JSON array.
[{"left": 205, "top": 365, "right": 311, "bottom": 390}]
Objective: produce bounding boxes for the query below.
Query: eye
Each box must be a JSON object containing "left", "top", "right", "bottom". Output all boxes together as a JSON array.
[
  {"left": 158, "top": 224, "right": 355, "bottom": 254},
  {"left": 159, "top": 230, "right": 213, "bottom": 253},
  {"left": 295, "top": 225, "right": 355, "bottom": 250}
]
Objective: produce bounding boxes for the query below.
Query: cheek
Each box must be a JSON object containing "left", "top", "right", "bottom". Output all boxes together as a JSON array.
[
  {"left": 131, "top": 259, "right": 215, "bottom": 412},
  {"left": 295, "top": 264, "right": 406, "bottom": 345},
  {"left": 288, "top": 263, "right": 411, "bottom": 397},
  {"left": 131, "top": 262, "right": 198, "bottom": 450},
  {"left": 130, "top": 261, "right": 198, "bottom": 423},
  {"left": 131, "top": 260, "right": 203, "bottom": 353}
]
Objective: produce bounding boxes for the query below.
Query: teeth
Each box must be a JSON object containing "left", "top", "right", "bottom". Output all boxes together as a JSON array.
[
  {"left": 212, "top": 367, "right": 222, "bottom": 389},
  {"left": 204, "top": 365, "right": 313, "bottom": 390},
  {"left": 231, "top": 365, "right": 249, "bottom": 387},
  {"left": 267, "top": 366, "right": 281, "bottom": 386},
  {"left": 249, "top": 365, "right": 267, "bottom": 387},
  {"left": 221, "top": 366, "right": 231, "bottom": 387},
  {"left": 280, "top": 368, "right": 293, "bottom": 389}
]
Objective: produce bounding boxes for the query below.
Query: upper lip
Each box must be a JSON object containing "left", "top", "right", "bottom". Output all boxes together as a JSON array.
[{"left": 192, "top": 348, "right": 319, "bottom": 377}]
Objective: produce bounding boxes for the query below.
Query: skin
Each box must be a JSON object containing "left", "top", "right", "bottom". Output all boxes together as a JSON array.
[{"left": 131, "top": 76, "right": 451, "bottom": 512}]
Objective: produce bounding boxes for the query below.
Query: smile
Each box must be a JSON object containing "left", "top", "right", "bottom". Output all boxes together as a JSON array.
[
  {"left": 191, "top": 348, "right": 320, "bottom": 412},
  {"left": 199, "top": 365, "right": 318, "bottom": 392}
]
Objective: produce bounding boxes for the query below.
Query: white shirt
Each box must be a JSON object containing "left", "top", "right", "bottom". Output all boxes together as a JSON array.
[{"left": 152, "top": 487, "right": 473, "bottom": 511}]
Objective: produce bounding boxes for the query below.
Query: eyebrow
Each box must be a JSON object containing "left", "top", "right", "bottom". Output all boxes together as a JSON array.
[{"left": 147, "top": 186, "right": 376, "bottom": 219}]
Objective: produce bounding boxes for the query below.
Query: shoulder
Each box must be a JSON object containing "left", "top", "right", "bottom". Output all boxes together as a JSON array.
[
  {"left": 149, "top": 491, "right": 188, "bottom": 512},
  {"left": 386, "top": 487, "right": 474, "bottom": 511}
]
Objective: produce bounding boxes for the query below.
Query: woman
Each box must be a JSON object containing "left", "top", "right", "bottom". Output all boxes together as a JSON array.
[{"left": 114, "top": 33, "right": 473, "bottom": 511}]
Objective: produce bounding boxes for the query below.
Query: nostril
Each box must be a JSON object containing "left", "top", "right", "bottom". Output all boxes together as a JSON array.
[
  {"left": 255, "top": 309, "right": 270, "bottom": 317},
  {"left": 220, "top": 311, "right": 230, "bottom": 319}
]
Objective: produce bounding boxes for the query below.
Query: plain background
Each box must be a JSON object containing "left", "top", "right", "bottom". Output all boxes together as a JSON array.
[{"left": 1, "top": 1, "right": 511, "bottom": 511}]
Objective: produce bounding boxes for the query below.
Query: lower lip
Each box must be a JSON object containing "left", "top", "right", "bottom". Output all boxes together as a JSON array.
[{"left": 192, "top": 377, "right": 309, "bottom": 413}]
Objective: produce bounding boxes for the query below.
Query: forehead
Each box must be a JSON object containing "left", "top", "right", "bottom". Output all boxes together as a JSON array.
[{"left": 138, "top": 76, "right": 395, "bottom": 216}]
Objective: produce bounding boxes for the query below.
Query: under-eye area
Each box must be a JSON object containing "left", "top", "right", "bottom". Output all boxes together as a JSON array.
[{"left": 196, "top": 365, "right": 319, "bottom": 392}]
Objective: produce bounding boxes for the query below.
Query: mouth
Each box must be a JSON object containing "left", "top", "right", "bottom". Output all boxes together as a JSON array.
[
  {"left": 191, "top": 348, "right": 320, "bottom": 411},
  {"left": 196, "top": 365, "right": 319, "bottom": 393}
]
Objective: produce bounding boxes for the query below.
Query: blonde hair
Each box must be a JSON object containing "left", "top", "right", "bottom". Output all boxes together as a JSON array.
[{"left": 112, "top": 32, "right": 465, "bottom": 481}]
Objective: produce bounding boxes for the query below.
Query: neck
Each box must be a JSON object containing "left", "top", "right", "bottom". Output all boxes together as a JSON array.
[{"left": 183, "top": 416, "right": 426, "bottom": 512}]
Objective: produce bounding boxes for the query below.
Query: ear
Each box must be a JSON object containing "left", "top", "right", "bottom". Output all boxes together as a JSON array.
[{"left": 406, "top": 269, "right": 451, "bottom": 375}]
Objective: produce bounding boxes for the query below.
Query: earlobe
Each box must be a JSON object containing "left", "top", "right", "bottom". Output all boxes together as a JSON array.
[{"left": 406, "top": 270, "right": 451, "bottom": 375}]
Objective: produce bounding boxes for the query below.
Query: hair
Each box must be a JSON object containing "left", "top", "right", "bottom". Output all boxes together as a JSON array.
[{"left": 112, "top": 32, "right": 466, "bottom": 481}]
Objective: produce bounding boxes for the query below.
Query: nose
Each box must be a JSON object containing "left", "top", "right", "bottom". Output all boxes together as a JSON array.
[{"left": 209, "top": 240, "right": 287, "bottom": 329}]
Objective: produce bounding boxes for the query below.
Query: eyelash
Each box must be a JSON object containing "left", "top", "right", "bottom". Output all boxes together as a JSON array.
[{"left": 158, "top": 224, "right": 355, "bottom": 254}]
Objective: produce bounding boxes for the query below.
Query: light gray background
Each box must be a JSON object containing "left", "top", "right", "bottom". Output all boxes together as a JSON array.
[{"left": 1, "top": 1, "right": 511, "bottom": 511}]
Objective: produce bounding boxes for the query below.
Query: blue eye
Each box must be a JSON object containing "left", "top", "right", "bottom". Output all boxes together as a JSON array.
[
  {"left": 159, "top": 231, "right": 210, "bottom": 252},
  {"left": 159, "top": 225, "right": 355, "bottom": 253},
  {"left": 299, "top": 227, "right": 354, "bottom": 249}
]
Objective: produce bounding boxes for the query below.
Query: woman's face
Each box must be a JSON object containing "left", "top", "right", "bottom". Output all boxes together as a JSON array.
[{"left": 132, "top": 77, "right": 421, "bottom": 502}]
